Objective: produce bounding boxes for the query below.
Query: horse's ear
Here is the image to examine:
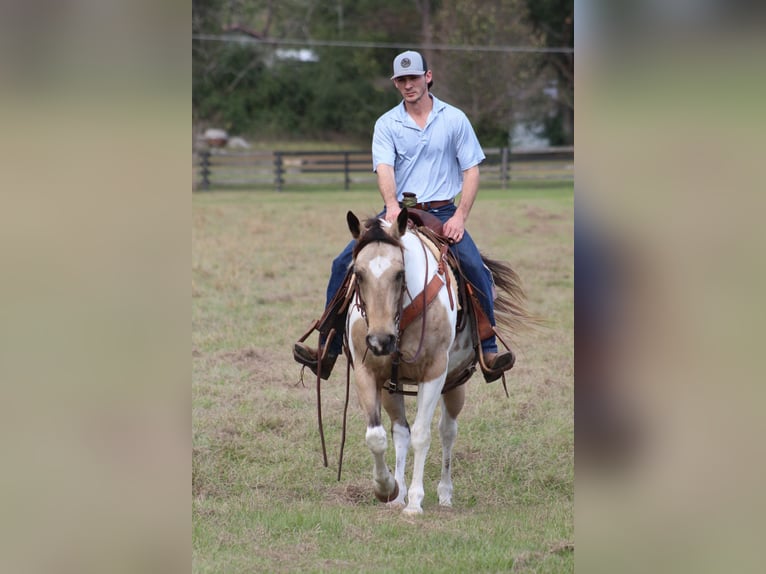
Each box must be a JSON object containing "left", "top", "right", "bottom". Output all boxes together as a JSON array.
[
  {"left": 347, "top": 211, "right": 361, "bottom": 239},
  {"left": 395, "top": 208, "right": 408, "bottom": 237}
]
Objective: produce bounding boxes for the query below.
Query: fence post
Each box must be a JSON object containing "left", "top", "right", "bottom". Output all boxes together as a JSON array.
[
  {"left": 343, "top": 152, "right": 351, "bottom": 190},
  {"left": 501, "top": 147, "right": 509, "bottom": 189},
  {"left": 274, "top": 152, "right": 284, "bottom": 192},
  {"left": 199, "top": 149, "right": 211, "bottom": 191}
]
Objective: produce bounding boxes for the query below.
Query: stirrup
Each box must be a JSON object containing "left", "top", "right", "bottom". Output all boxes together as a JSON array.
[
  {"left": 480, "top": 351, "right": 515, "bottom": 383},
  {"left": 293, "top": 342, "right": 337, "bottom": 380}
]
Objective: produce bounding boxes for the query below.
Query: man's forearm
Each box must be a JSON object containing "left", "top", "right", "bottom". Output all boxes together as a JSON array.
[
  {"left": 376, "top": 164, "right": 399, "bottom": 210},
  {"left": 455, "top": 165, "right": 480, "bottom": 221}
]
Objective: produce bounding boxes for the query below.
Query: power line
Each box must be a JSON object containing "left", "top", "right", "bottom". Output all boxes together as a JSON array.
[{"left": 191, "top": 34, "right": 573, "bottom": 55}]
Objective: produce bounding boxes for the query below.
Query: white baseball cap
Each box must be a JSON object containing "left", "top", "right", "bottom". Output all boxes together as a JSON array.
[{"left": 391, "top": 51, "right": 428, "bottom": 79}]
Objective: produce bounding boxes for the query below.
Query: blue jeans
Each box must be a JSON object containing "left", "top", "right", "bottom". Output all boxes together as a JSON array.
[{"left": 322, "top": 203, "right": 498, "bottom": 355}]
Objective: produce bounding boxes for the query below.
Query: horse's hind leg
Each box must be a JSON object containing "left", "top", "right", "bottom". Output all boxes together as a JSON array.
[
  {"left": 382, "top": 390, "right": 409, "bottom": 506},
  {"left": 438, "top": 384, "right": 465, "bottom": 507}
]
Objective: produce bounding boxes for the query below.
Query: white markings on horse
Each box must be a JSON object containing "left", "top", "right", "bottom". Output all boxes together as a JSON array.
[{"left": 368, "top": 255, "right": 393, "bottom": 279}]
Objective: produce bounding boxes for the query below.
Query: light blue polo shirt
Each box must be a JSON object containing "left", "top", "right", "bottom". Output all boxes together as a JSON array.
[{"left": 372, "top": 94, "right": 485, "bottom": 204}]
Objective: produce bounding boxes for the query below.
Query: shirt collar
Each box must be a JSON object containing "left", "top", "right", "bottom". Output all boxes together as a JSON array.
[{"left": 395, "top": 93, "right": 445, "bottom": 123}]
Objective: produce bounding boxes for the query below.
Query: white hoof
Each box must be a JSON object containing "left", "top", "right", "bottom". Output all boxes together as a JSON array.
[
  {"left": 437, "top": 484, "right": 453, "bottom": 507},
  {"left": 403, "top": 505, "right": 423, "bottom": 516}
]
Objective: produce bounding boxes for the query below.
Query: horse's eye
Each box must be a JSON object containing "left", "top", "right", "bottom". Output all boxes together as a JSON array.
[
  {"left": 354, "top": 271, "right": 363, "bottom": 284},
  {"left": 396, "top": 271, "right": 405, "bottom": 282}
]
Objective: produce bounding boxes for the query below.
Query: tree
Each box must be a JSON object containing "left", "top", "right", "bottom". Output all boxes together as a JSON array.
[
  {"left": 524, "top": 0, "right": 574, "bottom": 144},
  {"left": 431, "top": 0, "right": 541, "bottom": 146}
]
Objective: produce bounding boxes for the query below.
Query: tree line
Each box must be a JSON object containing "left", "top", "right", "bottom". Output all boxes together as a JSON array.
[{"left": 193, "top": 0, "right": 573, "bottom": 147}]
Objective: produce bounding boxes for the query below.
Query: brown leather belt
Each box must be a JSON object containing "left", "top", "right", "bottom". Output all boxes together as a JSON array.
[{"left": 400, "top": 199, "right": 454, "bottom": 211}]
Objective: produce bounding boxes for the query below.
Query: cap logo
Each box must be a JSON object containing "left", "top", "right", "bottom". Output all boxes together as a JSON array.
[{"left": 401, "top": 58, "right": 411, "bottom": 68}]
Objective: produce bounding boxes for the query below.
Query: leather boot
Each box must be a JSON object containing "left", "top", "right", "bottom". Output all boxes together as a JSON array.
[
  {"left": 293, "top": 342, "right": 338, "bottom": 380},
  {"left": 481, "top": 350, "right": 515, "bottom": 383}
]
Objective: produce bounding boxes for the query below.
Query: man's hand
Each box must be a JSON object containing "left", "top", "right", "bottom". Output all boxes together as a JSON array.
[
  {"left": 442, "top": 212, "right": 466, "bottom": 243},
  {"left": 384, "top": 203, "right": 402, "bottom": 224}
]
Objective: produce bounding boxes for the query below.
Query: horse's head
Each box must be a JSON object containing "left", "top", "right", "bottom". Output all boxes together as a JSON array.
[{"left": 347, "top": 209, "right": 409, "bottom": 356}]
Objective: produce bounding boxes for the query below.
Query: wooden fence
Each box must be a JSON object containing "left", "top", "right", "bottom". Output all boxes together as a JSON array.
[{"left": 194, "top": 147, "right": 573, "bottom": 191}]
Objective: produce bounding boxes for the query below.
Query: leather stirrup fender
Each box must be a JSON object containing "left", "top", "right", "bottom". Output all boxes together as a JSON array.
[{"left": 466, "top": 283, "right": 494, "bottom": 341}]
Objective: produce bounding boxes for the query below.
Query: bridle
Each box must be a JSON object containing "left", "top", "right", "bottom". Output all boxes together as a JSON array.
[{"left": 351, "top": 242, "right": 407, "bottom": 361}]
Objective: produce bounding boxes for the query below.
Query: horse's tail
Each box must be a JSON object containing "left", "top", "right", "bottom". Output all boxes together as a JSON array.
[{"left": 482, "top": 255, "right": 543, "bottom": 334}]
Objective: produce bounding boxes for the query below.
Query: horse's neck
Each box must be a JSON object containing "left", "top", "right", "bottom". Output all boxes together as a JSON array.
[{"left": 401, "top": 231, "right": 438, "bottom": 298}]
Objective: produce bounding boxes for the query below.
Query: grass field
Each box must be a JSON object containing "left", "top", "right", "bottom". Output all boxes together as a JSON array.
[{"left": 192, "top": 184, "right": 573, "bottom": 573}]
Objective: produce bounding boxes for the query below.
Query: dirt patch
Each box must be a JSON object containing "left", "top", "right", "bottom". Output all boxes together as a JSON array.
[
  {"left": 221, "top": 347, "right": 268, "bottom": 365},
  {"left": 329, "top": 480, "right": 375, "bottom": 506},
  {"left": 215, "top": 346, "right": 288, "bottom": 381}
]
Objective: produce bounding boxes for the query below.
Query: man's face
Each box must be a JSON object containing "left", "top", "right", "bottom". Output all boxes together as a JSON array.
[{"left": 392, "top": 71, "right": 431, "bottom": 104}]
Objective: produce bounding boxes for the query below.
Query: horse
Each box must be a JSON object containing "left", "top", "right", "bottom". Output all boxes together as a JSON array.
[{"left": 345, "top": 208, "right": 529, "bottom": 515}]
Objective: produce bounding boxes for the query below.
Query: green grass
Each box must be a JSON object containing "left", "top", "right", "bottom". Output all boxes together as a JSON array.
[{"left": 193, "top": 184, "right": 573, "bottom": 572}]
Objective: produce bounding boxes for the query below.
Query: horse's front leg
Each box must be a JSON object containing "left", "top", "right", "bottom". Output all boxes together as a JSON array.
[
  {"left": 404, "top": 371, "right": 447, "bottom": 515},
  {"left": 382, "top": 390, "right": 409, "bottom": 506},
  {"left": 354, "top": 366, "right": 398, "bottom": 503},
  {"left": 438, "top": 384, "right": 465, "bottom": 507}
]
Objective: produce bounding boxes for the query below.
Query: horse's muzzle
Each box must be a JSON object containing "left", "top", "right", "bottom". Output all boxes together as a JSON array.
[{"left": 366, "top": 333, "right": 396, "bottom": 356}]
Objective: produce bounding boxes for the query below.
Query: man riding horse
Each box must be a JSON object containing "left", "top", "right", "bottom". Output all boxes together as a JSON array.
[{"left": 294, "top": 50, "right": 515, "bottom": 383}]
